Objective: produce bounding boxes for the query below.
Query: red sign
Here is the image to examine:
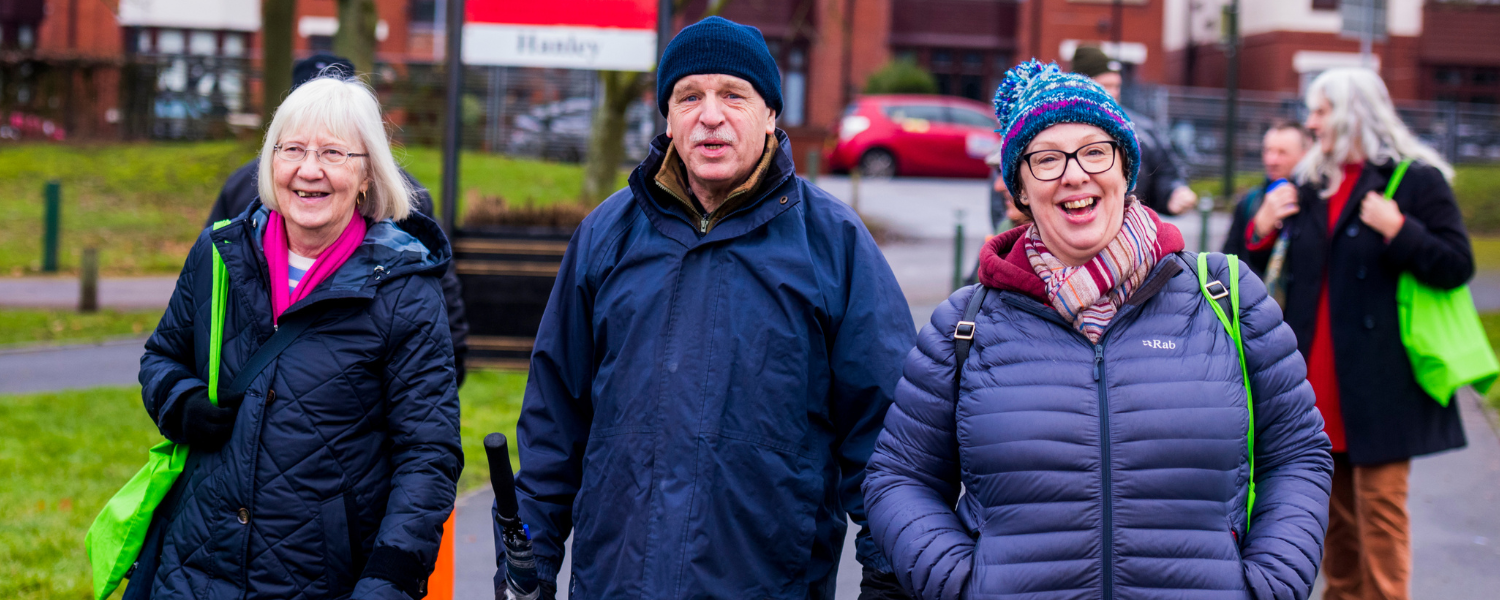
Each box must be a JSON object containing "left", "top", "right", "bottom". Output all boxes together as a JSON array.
[
  {"left": 463, "top": 0, "right": 659, "bottom": 71},
  {"left": 466, "top": 0, "right": 657, "bottom": 30}
]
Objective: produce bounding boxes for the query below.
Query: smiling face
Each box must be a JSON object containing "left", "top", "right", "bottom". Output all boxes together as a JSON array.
[
  {"left": 666, "top": 74, "right": 776, "bottom": 200},
  {"left": 1018, "top": 123, "right": 1128, "bottom": 266},
  {"left": 271, "top": 131, "right": 368, "bottom": 240}
]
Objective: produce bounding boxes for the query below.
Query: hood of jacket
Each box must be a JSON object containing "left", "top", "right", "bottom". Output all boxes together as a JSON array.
[{"left": 978, "top": 204, "right": 1186, "bottom": 301}]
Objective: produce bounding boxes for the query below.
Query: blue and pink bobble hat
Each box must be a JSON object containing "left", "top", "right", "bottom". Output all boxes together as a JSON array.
[{"left": 993, "top": 60, "right": 1141, "bottom": 198}]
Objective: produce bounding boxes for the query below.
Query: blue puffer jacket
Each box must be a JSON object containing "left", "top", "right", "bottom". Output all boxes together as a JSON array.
[
  {"left": 138, "top": 201, "right": 462, "bottom": 600},
  {"left": 864, "top": 225, "right": 1332, "bottom": 600},
  {"left": 510, "top": 131, "right": 915, "bottom": 598}
]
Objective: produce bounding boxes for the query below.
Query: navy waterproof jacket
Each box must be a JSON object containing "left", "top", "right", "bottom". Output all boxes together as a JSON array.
[
  {"left": 510, "top": 131, "right": 915, "bottom": 598},
  {"left": 865, "top": 225, "right": 1333, "bottom": 600},
  {"left": 139, "top": 201, "right": 462, "bottom": 600}
]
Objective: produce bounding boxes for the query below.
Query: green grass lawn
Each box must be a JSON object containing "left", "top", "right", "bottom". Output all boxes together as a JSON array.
[
  {"left": 0, "top": 142, "right": 599, "bottom": 277},
  {"left": 0, "top": 309, "right": 162, "bottom": 347},
  {"left": 0, "top": 370, "right": 525, "bottom": 600}
]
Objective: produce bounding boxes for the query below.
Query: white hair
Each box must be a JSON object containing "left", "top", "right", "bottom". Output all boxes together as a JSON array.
[
  {"left": 258, "top": 76, "right": 414, "bottom": 222},
  {"left": 1295, "top": 67, "right": 1454, "bottom": 195}
]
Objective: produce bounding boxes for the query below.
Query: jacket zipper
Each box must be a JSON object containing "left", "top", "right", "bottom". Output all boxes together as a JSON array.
[
  {"left": 1004, "top": 291, "right": 1162, "bottom": 600},
  {"left": 699, "top": 216, "right": 710, "bottom": 233},
  {"left": 1094, "top": 342, "right": 1114, "bottom": 600}
]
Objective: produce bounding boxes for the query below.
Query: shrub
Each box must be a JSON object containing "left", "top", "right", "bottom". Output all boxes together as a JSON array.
[{"left": 865, "top": 60, "right": 938, "bottom": 95}]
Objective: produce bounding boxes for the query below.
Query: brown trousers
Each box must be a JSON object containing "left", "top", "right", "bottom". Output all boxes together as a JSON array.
[{"left": 1321, "top": 453, "right": 1412, "bottom": 600}]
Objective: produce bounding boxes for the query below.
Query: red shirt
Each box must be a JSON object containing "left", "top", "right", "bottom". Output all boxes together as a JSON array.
[{"left": 1305, "top": 163, "right": 1365, "bottom": 452}]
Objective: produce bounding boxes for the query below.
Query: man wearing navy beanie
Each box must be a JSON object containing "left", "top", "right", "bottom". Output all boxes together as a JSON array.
[{"left": 507, "top": 14, "right": 913, "bottom": 600}]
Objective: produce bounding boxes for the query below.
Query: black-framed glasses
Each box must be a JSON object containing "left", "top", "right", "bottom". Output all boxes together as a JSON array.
[
  {"left": 274, "top": 143, "right": 368, "bottom": 166},
  {"left": 1020, "top": 141, "right": 1118, "bottom": 181}
]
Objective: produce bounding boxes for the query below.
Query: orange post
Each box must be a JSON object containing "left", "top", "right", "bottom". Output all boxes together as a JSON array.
[{"left": 427, "top": 509, "right": 456, "bottom": 599}]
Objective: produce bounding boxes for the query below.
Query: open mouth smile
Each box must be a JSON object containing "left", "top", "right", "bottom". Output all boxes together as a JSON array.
[
  {"left": 1059, "top": 195, "right": 1099, "bottom": 221},
  {"left": 295, "top": 190, "right": 331, "bottom": 199}
]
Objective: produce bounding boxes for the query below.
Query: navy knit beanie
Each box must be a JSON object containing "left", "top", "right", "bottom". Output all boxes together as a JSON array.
[
  {"left": 994, "top": 60, "right": 1140, "bottom": 198},
  {"left": 656, "top": 17, "right": 783, "bottom": 117}
]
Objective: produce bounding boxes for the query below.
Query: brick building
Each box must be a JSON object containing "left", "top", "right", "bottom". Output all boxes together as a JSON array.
[{"left": 1161, "top": 0, "right": 1500, "bottom": 104}]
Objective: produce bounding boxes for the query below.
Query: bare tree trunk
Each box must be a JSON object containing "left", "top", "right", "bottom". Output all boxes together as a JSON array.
[
  {"left": 335, "top": 0, "right": 379, "bottom": 76},
  {"left": 262, "top": 0, "right": 298, "bottom": 128},
  {"left": 581, "top": 71, "right": 648, "bottom": 203}
]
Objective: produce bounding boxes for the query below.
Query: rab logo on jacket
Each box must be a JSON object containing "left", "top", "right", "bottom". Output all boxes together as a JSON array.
[{"left": 1143, "top": 339, "right": 1177, "bottom": 350}]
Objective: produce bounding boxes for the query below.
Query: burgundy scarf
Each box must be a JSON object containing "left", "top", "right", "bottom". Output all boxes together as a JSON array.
[{"left": 264, "top": 210, "right": 367, "bottom": 324}]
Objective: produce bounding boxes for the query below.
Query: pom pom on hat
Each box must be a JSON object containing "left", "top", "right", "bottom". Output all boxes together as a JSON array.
[{"left": 992, "top": 59, "right": 1141, "bottom": 199}]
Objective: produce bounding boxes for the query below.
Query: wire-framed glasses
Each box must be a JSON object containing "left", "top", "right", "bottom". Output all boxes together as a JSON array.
[
  {"left": 1020, "top": 141, "right": 1119, "bottom": 181},
  {"left": 274, "top": 143, "right": 368, "bottom": 166}
]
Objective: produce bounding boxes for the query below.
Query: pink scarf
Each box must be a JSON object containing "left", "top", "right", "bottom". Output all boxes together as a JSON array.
[
  {"left": 1023, "top": 201, "right": 1166, "bottom": 343},
  {"left": 264, "top": 210, "right": 367, "bottom": 324}
]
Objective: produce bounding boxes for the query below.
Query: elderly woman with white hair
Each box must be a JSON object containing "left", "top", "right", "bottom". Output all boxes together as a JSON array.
[
  {"left": 135, "top": 76, "right": 461, "bottom": 600},
  {"left": 1241, "top": 67, "right": 1473, "bottom": 600}
]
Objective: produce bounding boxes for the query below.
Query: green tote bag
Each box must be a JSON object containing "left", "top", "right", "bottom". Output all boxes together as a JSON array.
[
  {"left": 1387, "top": 161, "right": 1500, "bottom": 406},
  {"left": 85, "top": 221, "right": 231, "bottom": 600}
]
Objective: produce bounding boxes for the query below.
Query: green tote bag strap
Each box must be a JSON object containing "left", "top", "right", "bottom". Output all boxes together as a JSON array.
[
  {"left": 1193, "top": 252, "right": 1256, "bottom": 525},
  {"left": 209, "top": 220, "right": 230, "bottom": 404},
  {"left": 1385, "top": 161, "right": 1500, "bottom": 404},
  {"left": 86, "top": 220, "right": 232, "bottom": 600}
]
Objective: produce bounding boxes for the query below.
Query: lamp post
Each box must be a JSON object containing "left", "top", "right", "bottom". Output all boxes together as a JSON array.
[{"left": 440, "top": 0, "right": 466, "bottom": 234}]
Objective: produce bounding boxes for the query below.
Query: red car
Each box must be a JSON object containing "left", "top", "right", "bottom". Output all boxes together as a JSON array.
[{"left": 826, "top": 95, "right": 1001, "bottom": 179}]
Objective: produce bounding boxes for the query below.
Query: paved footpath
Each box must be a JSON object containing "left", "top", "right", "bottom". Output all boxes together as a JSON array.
[{"left": 0, "top": 275, "right": 176, "bottom": 309}]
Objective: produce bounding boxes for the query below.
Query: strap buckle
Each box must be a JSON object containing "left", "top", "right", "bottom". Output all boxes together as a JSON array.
[
  {"left": 1205, "top": 280, "right": 1230, "bottom": 300},
  {"left": 954, "top": 321, "right": 976, "bottom": 340}
]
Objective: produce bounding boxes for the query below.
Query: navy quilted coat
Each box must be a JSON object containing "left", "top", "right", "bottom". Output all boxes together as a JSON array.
[
  {"left": 510, "top": 132, "right": 915, "bottom": 598},
  {"left": 138, "top": 201, "right": 462, "bottom": 600},
  {"left": 864, "top": 225, "right": 1333, "bottom": 600}
]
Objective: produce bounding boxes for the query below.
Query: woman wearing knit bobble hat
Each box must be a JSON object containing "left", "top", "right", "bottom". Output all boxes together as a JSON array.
[{"left": 862, "top": 61, "right": 1333, "bottom": 600}]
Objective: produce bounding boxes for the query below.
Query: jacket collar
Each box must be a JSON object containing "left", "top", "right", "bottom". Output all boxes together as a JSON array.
[
  {"left": 653, "top": 133, "right": 780, "bottom": 233},
  {"left": 210, "top": 199, "right": 452, "bottom": 319},
  {"left": 629, "top": 129, "right": 800, "bottom": 247},
  {"left": 1326, "top": 159, "right": 1396, "bottom": 240},
  {"left": 978, "top": 204, "right": 1186, "bottom": 303}
]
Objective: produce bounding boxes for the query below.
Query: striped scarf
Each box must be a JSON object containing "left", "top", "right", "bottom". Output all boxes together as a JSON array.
[{"left": 1024, "top": 201, "right": 1163, "bottom": 343}]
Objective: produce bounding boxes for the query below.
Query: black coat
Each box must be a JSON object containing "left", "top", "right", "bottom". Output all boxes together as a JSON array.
[
  {"left": 208, "top": 159, "right": 470, "bottom": 384},
  {"left": 1243, "top": 160, "right": 1471, "bottom": 465},
  {"left": 1127, "top": 109, "right": 1191, "bottom": 215}
]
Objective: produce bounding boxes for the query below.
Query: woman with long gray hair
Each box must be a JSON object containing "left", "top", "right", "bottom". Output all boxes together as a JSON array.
[{"left": 1240, "top": 67, "right": 1472, "bottom": 600}]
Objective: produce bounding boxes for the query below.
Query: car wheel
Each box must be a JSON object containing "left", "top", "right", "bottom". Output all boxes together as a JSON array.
[{"left": 858, "top": 149, "right": 897, "bottom": 179}]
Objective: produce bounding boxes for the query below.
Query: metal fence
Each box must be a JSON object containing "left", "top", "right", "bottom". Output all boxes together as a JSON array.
[
  {"left": 1126, "top": 85, "right": 1500, "bottom": 179},
  {"left": 386, "top": 65, "right": 655, "bottom": 163}
]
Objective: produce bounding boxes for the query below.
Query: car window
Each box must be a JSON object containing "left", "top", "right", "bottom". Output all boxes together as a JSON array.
[
  {"left": 884, "top": 104, "right": 947, "bottom": 123},
  {"left": 949, "top": 107, "right": 998, "bottom": 129}
]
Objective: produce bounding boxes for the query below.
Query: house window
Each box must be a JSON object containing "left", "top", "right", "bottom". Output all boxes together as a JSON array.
[
  {"left": 309, "top": 35, "right": 335, "bottom": 52},
  {"left": 903, "top": 47, "right": 1011, "bottom": 102},
  {"left": 1312, "top": 0, "right": 1339, "bottom": 10},
  {"left": 1426, "top": 64, "right": 1500, "bottom": 104},
  {"left": 190, "top": 31, "right": 218, "bottom": 56},
  {"left": 157, "top": 30, "right": 185, "bottom": 54},
  {"left": 767, "top": 38, "right": 809, "bottom": 128}
]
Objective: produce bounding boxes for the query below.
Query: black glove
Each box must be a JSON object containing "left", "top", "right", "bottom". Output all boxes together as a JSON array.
[
  {"left": 858, "top": 565, "right": 910, "bottom": 600},
  {"left": 178, "top": 388, "right": 238, "bottom": 449},
  {"left": 494, "top": 580, "right": 555, "bottom": 600}
]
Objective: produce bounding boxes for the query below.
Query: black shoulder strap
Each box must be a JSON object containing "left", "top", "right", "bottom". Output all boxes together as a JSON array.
[
  {"left": 218, "top": 308, "right": 323, "bottom": 407},
  {"left": 952, "top": 284, "right": 990, "bottom": 398}
]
